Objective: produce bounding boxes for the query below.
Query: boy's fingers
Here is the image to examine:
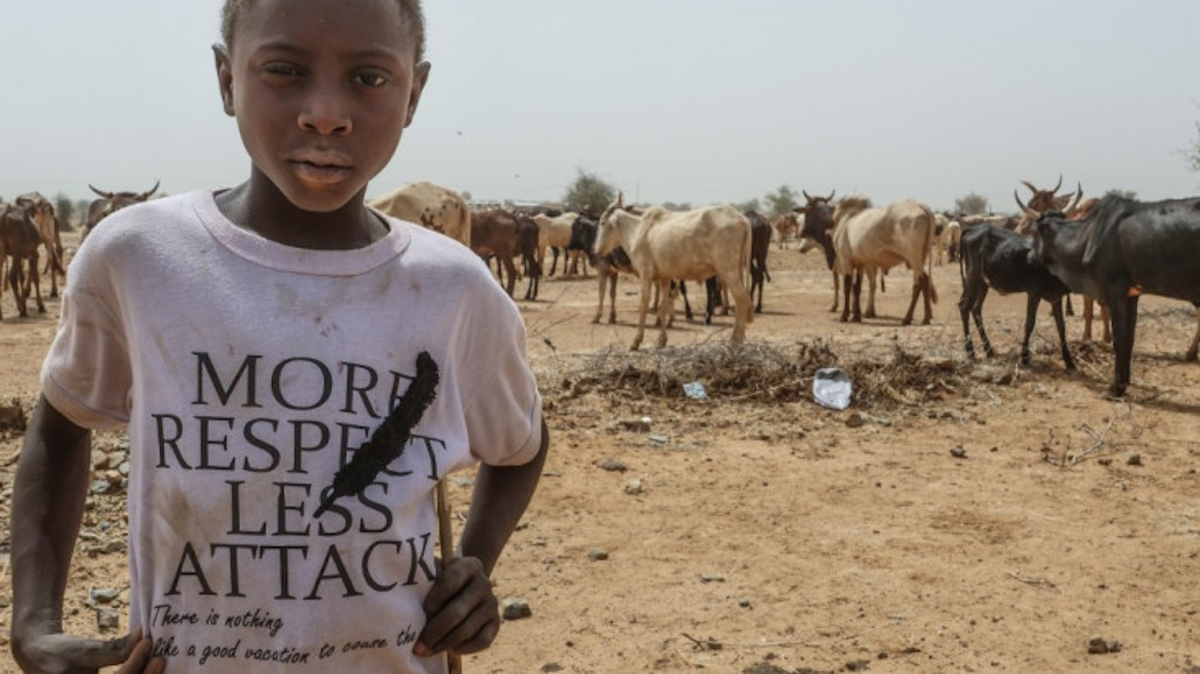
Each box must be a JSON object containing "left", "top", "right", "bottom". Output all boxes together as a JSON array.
[{"left": 117, "top": 634, "right": 167, "bottom": 674}]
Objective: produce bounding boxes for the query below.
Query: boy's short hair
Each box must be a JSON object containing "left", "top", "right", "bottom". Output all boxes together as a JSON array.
[{"left": 220, "top": 0, "right": 426, "bottom": 62}]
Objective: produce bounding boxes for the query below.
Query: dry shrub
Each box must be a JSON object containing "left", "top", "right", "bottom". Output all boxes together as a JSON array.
[{"left": 544, "top": 339, "right": 969, "bottom": 408}]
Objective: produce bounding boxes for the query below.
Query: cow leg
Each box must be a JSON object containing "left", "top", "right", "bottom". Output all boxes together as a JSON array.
[
  {"left": 607, "top": 275, "right": 618, "bottom": 324},
  {"left": 1082, "top": 296, "right": 1095, "bottom": 342},
  {"left": 864, "top": 268, "right": 878, "bottom": 318},
  {"left": 8, "top": 257, "right": 27, "bottom": 318},
  {"left": 27, "top": 254, "right": 46, "bottom": 314},
  {"left": 632, "top": 278, "right": 654, "bottom": 350},
  {"left": 594, "top": 271, "right": 608, "bottom": 323},
  {"left": 973, "top": 287, "right": 995, "bottom": 358},
  {"left": 1065, "top": 294, "right": 1075, "bottom": 317},
  {"left": 851, "top": 272, "right": 863, "bottom": 323},
  {"left": 655, "top": 279, "right": 673, "bottom": 348},
  {"left": 1050, "top": 298, "right": 1075, "bottom": 371},
  {"left": 1019, "top": 293, "right": 1040, "bottom": 366},
  {"left": 958, "top": 281, "right": 978, "bottom": 360},
  {"left": 1187, "top": 305, "right": 1200, "bottom": 362},
  {"left": 901, "top": 270, "right": 922, "bottom": 326},
  {"left": 829, "top": 270, "right": 839, "bottom": 312},
  {"left": 839, "top": 274, "right": 852, "bottom": 322},
  {"left": 723, "top": 272, "right": 752, "bottom": 346},
  {"left": 1101, "top": 303, "right": 1111, "bottom": 343},
  {"left": 1106, "top": 293, "right": 1139, "bottom": 397}
]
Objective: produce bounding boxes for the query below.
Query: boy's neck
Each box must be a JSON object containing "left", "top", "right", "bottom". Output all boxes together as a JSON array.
[{"left": 214, "top": 175, "right": 387, "bottom": 250}]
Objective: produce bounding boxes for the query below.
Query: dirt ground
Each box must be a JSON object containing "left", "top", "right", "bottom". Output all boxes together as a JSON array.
[{"left": 2, "top": 230, "right": 1200, "bottom": 673}]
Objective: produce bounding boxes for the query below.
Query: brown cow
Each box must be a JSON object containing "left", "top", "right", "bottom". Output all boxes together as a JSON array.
[
  {"left": 14, "top": 193, "right": 64, "bottom": 298},
  {"left": 369, "top": 181, "right": 471, "bottom": 246},
  {"left": 83, "top": 181, "right": 159, "bottom": 243},
  {"left": 470, "top": 209, "right": 520, "bottom": 297},
  {"left": 773, "top": 212, "right": 799, "bottom": 249},
  {"left": 0, "top": 203, "right": 48, "bottom": 318}
]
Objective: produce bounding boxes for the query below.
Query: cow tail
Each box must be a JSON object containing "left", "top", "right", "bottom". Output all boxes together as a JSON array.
[
  {"left": 742, "top": 222, "right": 754, "bottom": 324},
  {"left": 923, "top": 206, "right": 938, "bottom": 304}
]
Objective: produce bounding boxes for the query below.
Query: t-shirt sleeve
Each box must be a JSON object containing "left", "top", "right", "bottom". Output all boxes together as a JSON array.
[
  {"left": 40, "top": 239, "right": 133, "bottom": 431},
  {"left": 456, "top": 273, "right": 543, "bottom": 467}
]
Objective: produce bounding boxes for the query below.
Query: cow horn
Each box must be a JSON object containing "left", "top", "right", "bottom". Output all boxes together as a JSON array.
[
  {"left": 1052, "top": 173, "right": 1062, "bottom": 194},
  {"left": 826, "top": 190, "right": 835, "bottom": 202},
  {"left": 1014, "top": 190, "right": 1039, "bottom": 219},
  {"left": 89, "top": 184, "right": 115, "bottom": 199},
  {"left": 1061, "top": 183, "right": 1082, "bottom": 214},
  {"left": 802, "top": 189, "right": 813, "bottom": 201},
  {"left": 139, "top": 180, "right": 161, "bottom": 200},
  {"left": 1020, "top": 180, "right": 1038, "bottom": 195}
]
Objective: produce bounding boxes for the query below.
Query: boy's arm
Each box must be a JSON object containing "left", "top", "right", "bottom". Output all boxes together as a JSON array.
[
  {"left": 416, "top": 418, "right": 549, "bottom": 657},
  {"left": 460, "top": 416, "right": 549, "bottom": 574},
  {"left": 10, "top": 396, "right": 155, "bottom": 673}
]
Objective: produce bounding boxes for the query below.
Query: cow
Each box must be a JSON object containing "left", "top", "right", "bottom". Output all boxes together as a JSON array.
[
  {"left": 830, "top": 196, "right": 938, "bottom": 325},
  {"left": 469, "top": 209, "right": 520, "bottom": 297},
  {"left": 82, "top": 181, "right": 159, "bottom": 242},
  {"left": 773, "top": 212, "right": 800, "bottom": 249},
  {"left": 932, "top": 213, "right": 950, "bottom": 265},
  {"left": 593, "top": 194, "right": 753, "bottom": 349},
  {"left": 14, "top": 193, "right": 64, "bottom": 298},
  {"left": 794, "top": 190, "right": 841, "bottom": 312},
  {"left": 0, "top": 203, "right": 47, "bottom": 318},
  {"left": 945, "top": 219, "right": 963, "bottom": 262},
  {"left": 744, "top": 210, "right": 772, "bottom": 313},
  {"left": 958, "top": 224, "right": 1075, "bottom": 370},
  {"left": 1029, "top": 194, "right": 1200, "bottom": 396},
  {"left": 531, "top": 212, "right": 580, "bottom": 277},
  {"left": 515, "top": 213, "right": 542, "bottom": 301},
  {"left": 566, "top": 215, "right": 598, "bottom": 276},
  {"left": 369, "top": 181, "right": 471, "bottom": 246}
]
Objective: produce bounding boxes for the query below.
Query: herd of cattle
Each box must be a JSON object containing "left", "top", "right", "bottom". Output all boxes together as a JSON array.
[{"left": 3, "top": 177, "right": 1199, "bottom": 398}]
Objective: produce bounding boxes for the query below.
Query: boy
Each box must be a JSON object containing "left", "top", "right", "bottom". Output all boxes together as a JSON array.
[{"left": 11, "top": 1, "right": 548, "bottom": 672}]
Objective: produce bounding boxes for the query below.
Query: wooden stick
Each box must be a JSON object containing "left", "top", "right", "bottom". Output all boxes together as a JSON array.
[{"left": 436, "top": 478, "right": 464, "bottom": 674}]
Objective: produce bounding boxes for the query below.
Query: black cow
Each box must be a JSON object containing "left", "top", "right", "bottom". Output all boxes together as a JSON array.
[
  {"left": 958, "top": 224, "right": 1074, "bottom": 370},
  {"left": 566, "top": 215, "right": 598, "bottom": 276},
  {"left": 516, "top": 213, "right": 542, "bottom": 301},
  {"left": 1029, "top": 195, "right": 1200, "bottom": 396},
  {"left": 744, "top": 210, "right": 772, "bottom": 313}
]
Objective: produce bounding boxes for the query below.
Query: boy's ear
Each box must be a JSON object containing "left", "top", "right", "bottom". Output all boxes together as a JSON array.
[
  {"left": 404, "top": 61, "right": 432, "bottom": 128},
  {"left": 212, "top": 44, "right": 235, "bottom": 116}
]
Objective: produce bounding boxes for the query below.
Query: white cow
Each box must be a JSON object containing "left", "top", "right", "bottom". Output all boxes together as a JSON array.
[
  {"left": 531, "top": 212, "right": 581, "bottom": 277},
  {"left": 831, "top": 196, "right": 938, "bottom": 325},
  {"left": 369, "top": 181, "right": 471, "bottom": 246},
  {"left": 593, "top": 195, "right": 753, "bottom": 349}
]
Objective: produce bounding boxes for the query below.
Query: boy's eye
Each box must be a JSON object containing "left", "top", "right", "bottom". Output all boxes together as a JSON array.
[
  {"left": 263, "top": 62, "right": 303, "bottom": 77},
  {"left": 355, "top": 71, "right": 390, "bottom": 88}
]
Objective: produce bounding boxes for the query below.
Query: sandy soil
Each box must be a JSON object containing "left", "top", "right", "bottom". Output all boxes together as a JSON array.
[{"left": 2, "top": 231, "right": 1200, "bottom": 673}]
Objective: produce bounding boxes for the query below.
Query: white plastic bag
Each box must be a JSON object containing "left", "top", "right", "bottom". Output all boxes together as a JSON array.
[{"left": 812, "top": 367, "right": 852, "bottom": 410}]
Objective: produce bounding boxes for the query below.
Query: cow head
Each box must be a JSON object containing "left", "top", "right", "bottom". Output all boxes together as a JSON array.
[
  {"left": 14, "top": 192, "right": 55, "bottom": 226},
  {"left": 794, "top": 190, "right": 837, "bottom": 249},
  {"left": 1027, "top": 211, "right": 1076, "bottom": 272},
  {"left": 85, "top": 180, "right": 160, "bottom": 235},
  {"left": 1014, "top": 176, "right": 1081, "bottom": 231},
  {"left": 594, "top": 193, "right": 637, "bottom": 257}
]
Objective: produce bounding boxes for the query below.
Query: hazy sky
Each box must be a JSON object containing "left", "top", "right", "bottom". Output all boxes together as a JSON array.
[{"left": 4, "top": 1, "right": 1199, "bottom": 213}]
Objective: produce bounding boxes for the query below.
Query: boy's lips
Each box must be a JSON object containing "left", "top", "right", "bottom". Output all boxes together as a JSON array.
[{"left": 288, "top": 150, "right": 354, "bottom": 183}]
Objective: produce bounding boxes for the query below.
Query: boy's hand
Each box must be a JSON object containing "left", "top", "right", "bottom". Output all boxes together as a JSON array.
[
  {"left": 15, "top": 628, "right": 166, "bottom": 674},
  {"left": 415, "top": 556, "right": 500, "bottom": 658}
]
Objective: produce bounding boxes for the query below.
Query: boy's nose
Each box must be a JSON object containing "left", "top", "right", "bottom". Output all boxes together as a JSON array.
[{"left": 298, "top": 90, "right": 352, "bottom": 135}]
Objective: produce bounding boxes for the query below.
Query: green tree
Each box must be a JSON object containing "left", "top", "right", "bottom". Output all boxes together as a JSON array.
[
  {"left": 731, "top": 198, "right": 762, "bottom": 214},
  {"left": 763, "top": 185, "right": 799, "bottom": 218},
  {"left": 53, "top": 193, "right": 76, "bottom": 231},
  {"left": 562, "top": 169, "right": 616, "bottom": 216},
  {"left": 954, "top": 192, "right": 989, "bottom": 215}
]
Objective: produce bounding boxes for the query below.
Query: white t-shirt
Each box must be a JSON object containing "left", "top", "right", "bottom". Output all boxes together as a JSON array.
[{"left": 42, "top": 191, "right": 543, "bottom": 673}]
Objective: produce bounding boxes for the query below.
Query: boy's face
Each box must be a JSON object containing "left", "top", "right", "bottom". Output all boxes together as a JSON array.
[{"left": 215, "top": 0, "right": 429, "bottom": 214}]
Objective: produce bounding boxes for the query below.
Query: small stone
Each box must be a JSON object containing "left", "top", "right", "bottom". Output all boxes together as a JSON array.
[
  {"left": 501, "top": 598, "right": 532, "bottom": 621},
  {"left": 90, "top": 588, "right": 121, "bottom": 603},
  {"left": 599, "top": 459, "right": 627, "bottom": 472},
  {"left": 1087, "top": 636, "right": 1122, "bottom": 654},
  {"left": 647, "top": 433, "right": 668, "bottom": 446},
  {"left": 96, "top": 608, "right": 121, "bottom": 631},
  {"left": 623, "top": 479, "right": 644, "bottom": 495},
  {"left": 950, "top": 446, "right": 967, "bottom": 459},
  {"left": 1126, "top": 454, "right": 1142, "bottom": 466},
  {"left": 738, "top": 597, "right": 751, "bottom": 608},
  {"left": 587, "top": 548, "right": 609, "bottom": 561},
  {"left": 845, "top": 412, "right": 866, "bottom": 428},
  {"left": 105, "top": 470, "right": 123, "bottom": 486}
]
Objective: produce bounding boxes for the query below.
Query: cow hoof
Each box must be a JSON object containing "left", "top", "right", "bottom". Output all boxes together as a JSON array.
[
  {"left": 1104, "top": 385, "right": 1126, "bottom": 399},
  {"left": 1186, "top": 349, "right": 1198, "bottom": 362},
  {"left": 851, "top": 316, "right": 862, "bottom": 324}
]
